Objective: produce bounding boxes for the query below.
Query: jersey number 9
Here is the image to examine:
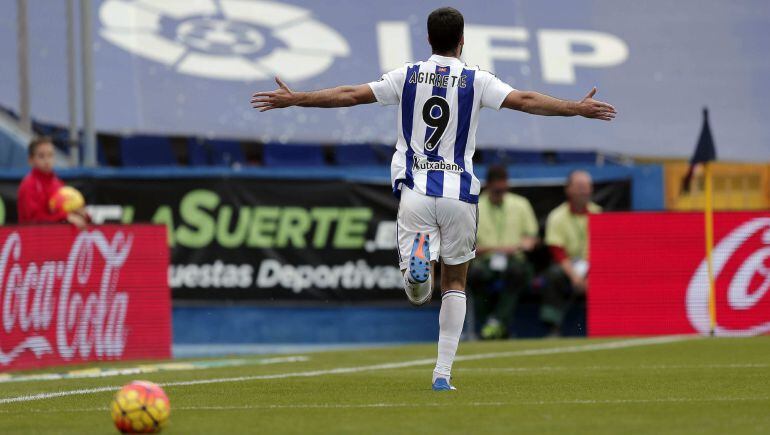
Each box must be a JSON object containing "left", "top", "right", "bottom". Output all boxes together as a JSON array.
[{"left": 422, "top": 96, "right": 450, "bottom": 152}]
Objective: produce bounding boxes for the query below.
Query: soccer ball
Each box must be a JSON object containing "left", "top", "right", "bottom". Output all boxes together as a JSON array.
[
  {"left": 110, "top": 381, "right": 171, "bottom": 433},
  {"left": 49, "top": 186, "right": 85, "bottom": 213}
]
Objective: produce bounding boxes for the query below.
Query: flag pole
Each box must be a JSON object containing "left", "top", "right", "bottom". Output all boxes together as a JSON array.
[{"left": 704, "top": 161, "right": 716, "bottom": 336}]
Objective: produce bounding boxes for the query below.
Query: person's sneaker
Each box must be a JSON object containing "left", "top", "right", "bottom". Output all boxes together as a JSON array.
[
  {"left": 481, "top": 317, "right": 504, "bottom": 340},
  {"left": 432, "top": 377, "right": 456, "bottom": 391},
  {"left": 407, "top": 233, "right": 431, "bottom": 283}
]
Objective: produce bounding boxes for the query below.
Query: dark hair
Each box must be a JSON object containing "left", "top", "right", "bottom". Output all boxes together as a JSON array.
[
  {"left": 28, "top": 136, "right": 54, "bottom": 157},
  {"left": 427, "top": 7, "right": 464, "bottom": 54},
  {"left": 486, "top": 164, "right": 508, "bottom": 183}
]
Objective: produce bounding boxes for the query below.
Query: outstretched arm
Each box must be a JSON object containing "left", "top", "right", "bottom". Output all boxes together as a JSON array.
[
  {"left": 251, "top": 77, "right": 376, "bottom": 112},
  {"left": 501, "top": 87, "right": 616, "bottom": 121}
]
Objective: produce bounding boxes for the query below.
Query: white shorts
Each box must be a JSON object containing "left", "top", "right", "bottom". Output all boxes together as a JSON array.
[{"left": 396, "top": 187, "right": 478, "bottom": 270}]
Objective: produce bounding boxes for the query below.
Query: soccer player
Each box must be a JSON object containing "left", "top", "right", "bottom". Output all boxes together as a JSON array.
[
  {"left": 251, "top": 7, "right": 616, "bottom": 391},
  {"left": 17, "top": 137, "right": 87, "bottom": 229}
]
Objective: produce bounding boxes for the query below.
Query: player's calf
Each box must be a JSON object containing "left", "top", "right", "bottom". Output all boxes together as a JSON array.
[{"left": 432, "top": 262, "right": 470, "bottom": 391}]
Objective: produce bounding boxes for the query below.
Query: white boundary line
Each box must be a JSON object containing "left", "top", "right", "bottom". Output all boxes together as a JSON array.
[
  {"left": 0, "top": 336, "right": 691, "bottom": 405},
  {"left": 0, "top": 356, "right": 310, "bottom": 384},
  {"left": 395, "top": 363, "right": 770, "bottom": 373},
  {"left": 4, "top": 396, "right": 769, "bottom": 414},
  {"left": 173, "top": 396, "right": 770, "bottom": 408}
]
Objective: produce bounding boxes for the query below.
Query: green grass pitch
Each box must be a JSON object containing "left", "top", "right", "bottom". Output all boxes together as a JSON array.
[{"left": 0, "top": 336, "right": 768, "bottom": 434}]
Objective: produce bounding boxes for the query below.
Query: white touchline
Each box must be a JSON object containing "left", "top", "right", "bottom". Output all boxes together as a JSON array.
[
  {"left": 3, "top": 396, "right": 769, "bottom": 414},
  {"left": 0, "top": 336, "right": 692, "bottom": 405},
  {"left": 0, "top": 355, "right": 310, "bottom": 384},
  {"left": 455, "top": 363, "right": 770, "bottom": 372},
  {"left": 167, "top": 396, "right": 770, "bottom": 409},
  {"left": 153, "top": 395, "right": 770, "bottom": 408}
]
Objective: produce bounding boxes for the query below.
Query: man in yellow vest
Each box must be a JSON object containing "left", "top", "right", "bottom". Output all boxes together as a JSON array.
[
  {"left": 469, "top": 165, "right": 538, "bottom": 339},
  {"left": 542, "top": 170, "right": 601, "bottom": 336}
]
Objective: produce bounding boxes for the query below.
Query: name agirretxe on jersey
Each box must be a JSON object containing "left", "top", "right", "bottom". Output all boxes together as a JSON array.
[
  {"left": 408, "top": 70, "right": 469, "bottom": 88},
  {"left": 412, "top": 156, "right": 464, "bottom": 173}
]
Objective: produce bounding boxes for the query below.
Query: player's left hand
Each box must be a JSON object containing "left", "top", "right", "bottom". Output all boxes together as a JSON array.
[
  {"left": 250, "top": 77, "right": 298, "bottom": 112},
  {"left": 575, "top": 87, "right": 616, "bottom": 121}
]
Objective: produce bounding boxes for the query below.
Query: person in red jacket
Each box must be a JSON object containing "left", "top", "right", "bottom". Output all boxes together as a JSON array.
[{"left": 17, "top": 137, "right": 86, "bottom": 228}]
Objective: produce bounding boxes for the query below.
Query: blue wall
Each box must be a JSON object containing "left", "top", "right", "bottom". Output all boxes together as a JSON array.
[
  {"left": 172, "top": 305, "right": 441, "bottom": 344},
  {"left": 171, "top": 301, "right": 588, "bottom": 347}
]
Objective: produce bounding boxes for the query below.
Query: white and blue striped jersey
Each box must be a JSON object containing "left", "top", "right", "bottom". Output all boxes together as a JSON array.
[{"left": 368, "top": 54, "right": 514, "bottom": 204}]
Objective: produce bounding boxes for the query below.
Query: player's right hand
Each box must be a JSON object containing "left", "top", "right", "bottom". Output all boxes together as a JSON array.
[{"left": 250, "top": 77, "right": 297, "bottom": 112}]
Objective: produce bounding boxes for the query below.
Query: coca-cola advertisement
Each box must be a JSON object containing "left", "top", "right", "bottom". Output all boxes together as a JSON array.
[
  {"left": 589, "top": 211, "right": 770, "bottom": 336},
  {"left": 0, "top": 225, "right": 170, "bottom": 371}
]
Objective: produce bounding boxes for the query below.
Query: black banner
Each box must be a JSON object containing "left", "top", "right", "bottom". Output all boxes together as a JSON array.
[{"left": 0, "top": 175, "right": 629, "bottom": 302}]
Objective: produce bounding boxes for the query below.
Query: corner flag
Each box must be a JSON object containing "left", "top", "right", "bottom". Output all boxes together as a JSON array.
[
  {"left": 681, "top": 108, "right": 717, "bottom": 193},
  {"left": 684, "top": 107, "right": 719, "bottom": 335}
]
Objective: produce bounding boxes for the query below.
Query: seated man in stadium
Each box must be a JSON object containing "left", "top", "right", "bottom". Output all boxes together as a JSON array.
[
  {"left": 17, "top": 137, "right": 86, "bottom": 228},
  {"left": 469, "top": 165, "right": 538, "bottom": 339},
  {"left": 541, "top": 170, "right": 601, "bottom": 336}
]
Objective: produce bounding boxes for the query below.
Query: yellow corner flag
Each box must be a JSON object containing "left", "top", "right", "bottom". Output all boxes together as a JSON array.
[{"left": 684, "top": 108, "right": 718, "bottom": 335}]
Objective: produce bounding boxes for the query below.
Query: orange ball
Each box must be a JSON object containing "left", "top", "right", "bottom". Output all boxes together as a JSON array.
[
  {"left": 110, "top": 381, "right": 171, "bottom": 433},
  {"left": 48, "top": 186, "right": 85, "bottom": 213}
]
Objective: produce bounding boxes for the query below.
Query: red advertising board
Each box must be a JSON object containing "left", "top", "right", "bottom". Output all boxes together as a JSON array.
[
  {"left": 589, "top": 211, "right": 770, "bottom": 336},
  {"left": 0, "top": 225, "right": 170, "bottom": 371}
]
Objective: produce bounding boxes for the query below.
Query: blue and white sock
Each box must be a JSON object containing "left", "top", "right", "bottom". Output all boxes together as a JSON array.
[{"left": 433, "top": 291, "right": 466, "bottom": 382}]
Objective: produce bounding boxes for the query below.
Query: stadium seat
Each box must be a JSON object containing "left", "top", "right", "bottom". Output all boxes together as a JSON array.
[
  {"left": 120, "top": 135, "right": 177, "bottom": 166},
  {"left": 481, "top": 149, "right": 545, "bottom": 165},
  {"left": 263, "top": 143, "right": 325, "bottom": 167},
  {"left": 334, "top": 144, "right": 394, "bottom": 165},
  {"left": 209, "top": 140, "right": 246, "bottom": 166},
  {"left": 63, "top": 136, "right": 108, "bottom": 166},
  {"left": 187, "top": 139, "right": 211, "bottom": 166},
  {"left": 372, "top": 144, "right": 394, "bottom": 162},
  {"left": 95, "top": 134, "right": 124, "bottom": 167},
  {"left": 0, "top": 128, "right": 27, "bottom": 168},
  {"left": 187, "top": 139, "right": 247, "bottom": 166},
  {"left": 555, "top": 151, "right": 598, "bottom": 164},
  {"left": 32, "top": 120, "right": 68, "bottom": 143},
  {"left": 334, "top": 144, "right": 380, "bottom": 165},
  {"left": 97, "top": 140, "right": 108, "bottom": 166}
]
